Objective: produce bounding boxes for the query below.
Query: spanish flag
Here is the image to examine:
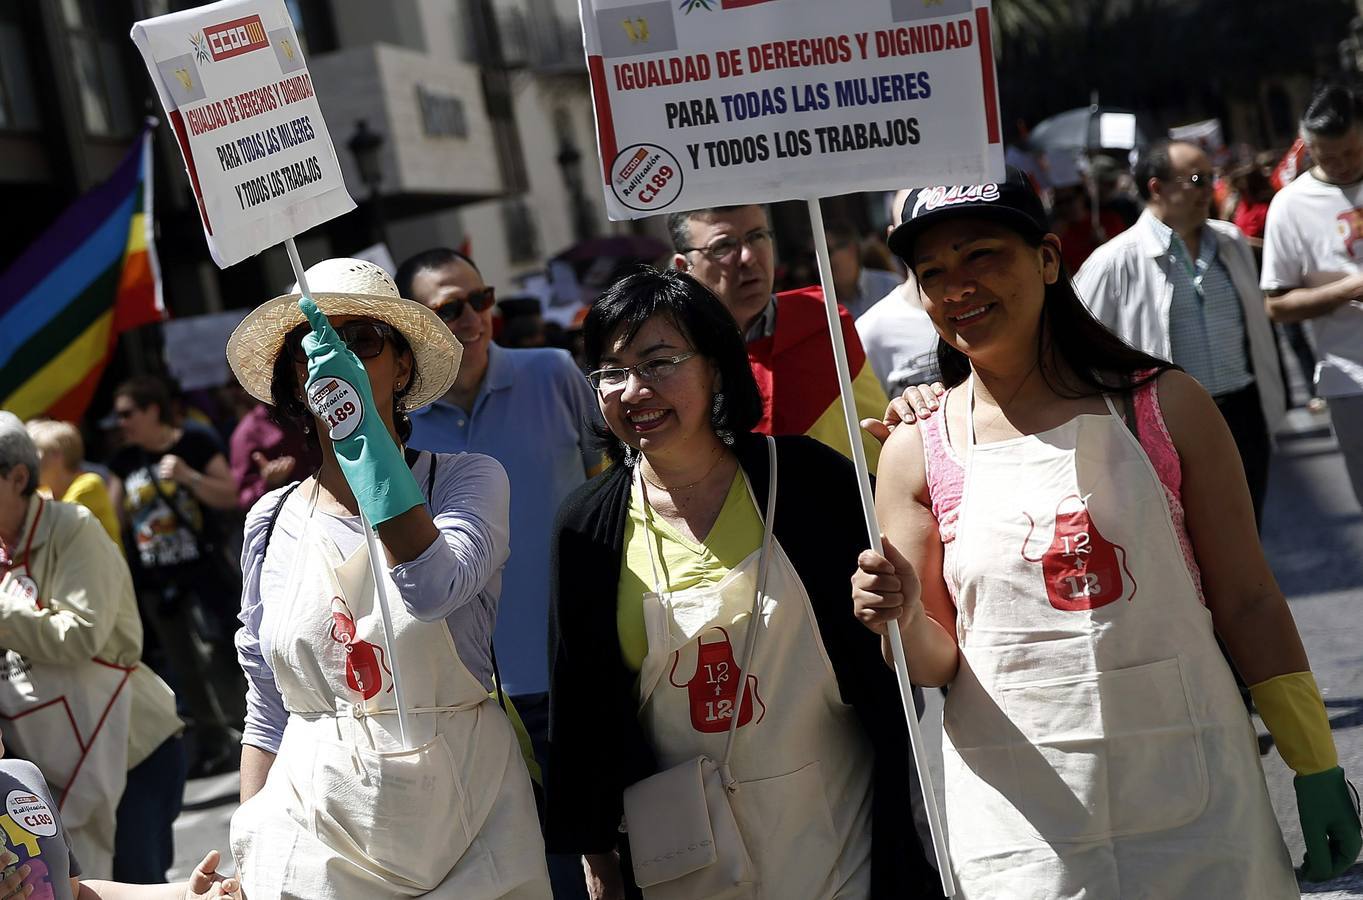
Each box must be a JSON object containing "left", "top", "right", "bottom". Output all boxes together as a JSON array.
[
  {"left": 747, "top": 287, "right": 888, "bottom": 473},
  {"left": 0, "top": 125, "right": 163, "bottom": 422}
]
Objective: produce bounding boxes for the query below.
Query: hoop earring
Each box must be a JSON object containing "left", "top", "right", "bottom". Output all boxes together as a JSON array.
[{"left": 711, "top": 392, "right": 734, "bottom": 446}]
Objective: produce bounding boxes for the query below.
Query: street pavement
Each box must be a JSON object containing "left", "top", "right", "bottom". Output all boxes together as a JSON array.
[{"left": 169, "top": 406, "right": 1363, "bottom": 896}]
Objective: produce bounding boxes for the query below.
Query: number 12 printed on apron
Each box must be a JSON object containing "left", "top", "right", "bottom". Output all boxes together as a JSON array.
[{"left": 938, "top": 378, "right": 1297, "bottom": 898}]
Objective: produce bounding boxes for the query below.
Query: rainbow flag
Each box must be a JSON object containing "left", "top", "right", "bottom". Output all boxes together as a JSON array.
[{"left": 0, "top": 125, "right": 164, "bottom": 422}]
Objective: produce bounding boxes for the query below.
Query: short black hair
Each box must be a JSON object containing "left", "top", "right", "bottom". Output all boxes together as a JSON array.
[
  {"left": 1133, "top": 140, "right": 1200, "bottom": 200},
  {"left": 581, "top": 267, "right": 764, "bottom": 464},
  {"left": 394, "top": 247, "right": 480, "bottom": 300},
  {"left": 1302, "top": 85, "right": 1363, "bottom": 139},
  {"left": 114, "top": 375, "right": 175, "bottom": 425},
  {"left": 665, "top": 205, "right": 768, "bottom": 253}
]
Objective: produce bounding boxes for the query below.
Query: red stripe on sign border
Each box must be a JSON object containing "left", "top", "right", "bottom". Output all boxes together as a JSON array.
[
  {"left": 975, "top": 6, "right": 1000, "bottom": 144},
  {"left": 587, "top": 55, "right": 617, "bottom": 181},
  {"left": 168, "top": 109, "right": 214, "bottom": 234},
  {"left": 722, "top": 0, "right": 778, "bottom": 7}
]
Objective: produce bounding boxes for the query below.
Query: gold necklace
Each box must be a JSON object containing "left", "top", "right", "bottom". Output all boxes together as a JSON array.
[
  {"left": 971, "top": 359, "right": 1041, "bottom": 438},
  {"left": 640, "top": 448, "right": 727, "bottom": 493}
]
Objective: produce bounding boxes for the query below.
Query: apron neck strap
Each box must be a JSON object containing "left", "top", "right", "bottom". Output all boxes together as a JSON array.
[
  {"left": 635, "top": 468, "right": 666, "bottom": 596},
  {"left": 720, "top": 435, "right": 777, "bottom": 780},
  {"left": 16, "top": 496, "right": 44, "bottom": 573}
]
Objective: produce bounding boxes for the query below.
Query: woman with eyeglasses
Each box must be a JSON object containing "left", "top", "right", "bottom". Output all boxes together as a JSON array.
[
  {"left": 546, "top": 268, "right": 938, "bottom": 899},
  {"left": 107, "top": 375, "right": 245, "bottom": 780},
  {"left": 226, "top": 258, "right": 551, "bottom": 898}
]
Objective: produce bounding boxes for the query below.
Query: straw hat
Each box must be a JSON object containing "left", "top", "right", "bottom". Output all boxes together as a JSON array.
[{"left": 227, "top": 258, "right": 461, "bottom": 411}]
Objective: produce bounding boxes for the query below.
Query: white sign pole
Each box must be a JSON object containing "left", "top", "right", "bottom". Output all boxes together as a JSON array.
[
  {"left": 284, "top": 237, "right": 412, "bottom": 751},
  {"left": 806, "top": 198, "right": 955, "bottom": 897}
]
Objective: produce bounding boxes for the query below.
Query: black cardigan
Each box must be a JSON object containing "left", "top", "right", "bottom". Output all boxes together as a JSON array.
[{"left": 545, "top": 431, "right": 941, "bottom": 898}]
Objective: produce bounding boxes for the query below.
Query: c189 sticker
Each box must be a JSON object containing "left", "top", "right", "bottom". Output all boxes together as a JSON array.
[
  {"left": 6, "top": 575, "right": 37, "bottom": 607},
  {"left": 6, "top": 790, "right": 56, "bottom": 838},
  {"left": 610, "top": 144, "right": 683, "bottom": 212},
  {"left": 308, "top": 376, "right": 364, "bottom": 441}
]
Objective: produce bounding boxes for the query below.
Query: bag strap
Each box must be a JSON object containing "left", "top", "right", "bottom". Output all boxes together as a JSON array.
[
  {"left": 141, "top": 456, "right": 214, "bottom": 556},
  {"left": 719, "top": 435, "right": 777, "bottom": 787},
  {"left": 262, "top": 481, "right": 304, "bottom": 553}
]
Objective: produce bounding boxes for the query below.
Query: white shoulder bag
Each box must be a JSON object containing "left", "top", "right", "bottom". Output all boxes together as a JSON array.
[{"left": 622, "top": 437, "right": 778, "bottom": 899}]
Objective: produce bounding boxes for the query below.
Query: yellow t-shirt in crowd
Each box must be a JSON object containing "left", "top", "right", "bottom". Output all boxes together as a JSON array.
[
  {"left": 63, "top": 472, "right": 120, "bottom": 544},
  {"left": 617, "top": 468, "right": 764, "bottom": 673}
]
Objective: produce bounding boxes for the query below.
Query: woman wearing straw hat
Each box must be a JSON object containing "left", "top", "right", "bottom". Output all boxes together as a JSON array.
[{"left": 225, "top": 258, "right": 551, "bottom": 899}]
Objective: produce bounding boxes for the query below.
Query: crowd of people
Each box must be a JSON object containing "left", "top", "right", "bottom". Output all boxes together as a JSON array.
[{"left": 2, "top": 83, "right": 1363, "bottom": 899}]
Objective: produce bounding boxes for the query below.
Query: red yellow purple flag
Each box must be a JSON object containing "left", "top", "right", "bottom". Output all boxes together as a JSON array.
[{"left": 0, "top": 124, "right": 164, "bottom": 422}]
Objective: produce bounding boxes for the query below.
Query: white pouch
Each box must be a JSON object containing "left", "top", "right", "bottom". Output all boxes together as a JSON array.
[{"left": 623, "top": 755, "right": 753, "bottom": 896}]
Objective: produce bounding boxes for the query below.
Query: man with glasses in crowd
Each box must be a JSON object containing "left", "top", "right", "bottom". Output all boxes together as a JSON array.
[
  {"left": 1077, "top": 140, "right": 1285, "bottom": 525},
  {"left": 1262, "top": 85, "right": 1363, "bottom": 510},
  {"left": 668, "top": 205, "right": 889, "bottom": 470},
  {"left": 395, "top": 247, "right": 601, "bottom": 900}
]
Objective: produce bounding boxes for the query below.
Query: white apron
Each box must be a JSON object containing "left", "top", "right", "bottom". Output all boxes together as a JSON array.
[
  {"left": 0, "top": 497, "right": 132, "bottom": 878},
  {"left": 634, "top": 452, "right": 874, "bottom": 900},
  {"left": 940, "top": 381, "right": 1297, "bottom": 898},
  {"left": 230, "top": 482, "right": 550, "bottom": 899}
]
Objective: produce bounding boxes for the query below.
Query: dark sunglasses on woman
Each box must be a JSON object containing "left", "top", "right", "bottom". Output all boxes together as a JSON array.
[
  {"left": 432, "top": 287, "right": 496, "bottom": 323},
  {"left": 287, "top": 319, "right": 396, "bottom": 363}
]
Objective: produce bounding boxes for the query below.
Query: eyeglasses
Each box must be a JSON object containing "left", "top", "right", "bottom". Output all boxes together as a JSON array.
[
  {"left": 680, "top": 228, "right": 774, "bottom": 263},
  {"left": 587, "top": 352, "right": 697, "bottom": 392},
  {"left": 431, "top": 287, "right": 496, "bottom": 323},
  {"left": 287, "top": 319, "right": 396, "bottom": 363},
  {"left": 1165, "top": 172, "right": 1213, "bottom": 191}
]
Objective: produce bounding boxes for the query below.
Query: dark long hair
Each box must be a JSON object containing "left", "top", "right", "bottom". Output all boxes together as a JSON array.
[
  {"left": 934, "top": 235, "right": 1174, "bottom": 396},
  {"left": 269, "top": 321, "right": 417, "bottom": 448},
  {"left": 582, "top": 267, "right": 764, "bottom": 465}
]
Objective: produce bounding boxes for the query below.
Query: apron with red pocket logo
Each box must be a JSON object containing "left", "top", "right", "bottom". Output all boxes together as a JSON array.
[
  {"left": 940, "top": 378, "right": 1296, "bottom": 898},
  {"left": 634, "top": 464, "right": 873, "bottom": 899},
  {"left": 0, "top": 497, "right": 132, "bottom": 879},
  {"left": 230, "top": 480, "right": 549, "bottom": 899}
]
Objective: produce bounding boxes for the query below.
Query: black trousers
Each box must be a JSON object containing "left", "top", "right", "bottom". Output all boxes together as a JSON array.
[
  {"left": 113, "top": 735, "right": 187, "bottom": 882},
  {"left": 1214, "top": 384, "right": 1271, "bottom": 531}
]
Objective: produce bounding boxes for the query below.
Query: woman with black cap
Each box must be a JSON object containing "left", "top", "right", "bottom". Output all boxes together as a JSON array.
[{"left": 852, "top": 169, "right": 1359, "bottom": 897}]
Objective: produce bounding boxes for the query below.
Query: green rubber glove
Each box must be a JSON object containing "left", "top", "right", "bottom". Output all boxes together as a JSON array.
[
  {"left": 300, "top": 297, "right": 423, "bottom": 526},
  {"left": 1295, "top": 767, "right": 1361, "bottom": 882}
]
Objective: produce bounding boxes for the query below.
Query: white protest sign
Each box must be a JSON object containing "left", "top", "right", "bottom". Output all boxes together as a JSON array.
[
  {"left": 577, "top": 0, "right": 1003, "bottom": 219},
  {"left": 131, "top": 0, "right": 355, "bottom": 268}
]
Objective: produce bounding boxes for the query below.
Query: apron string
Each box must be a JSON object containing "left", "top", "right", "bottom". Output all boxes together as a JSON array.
[{"left": 719, "top": 436, "right": 778, "bottom": 790}]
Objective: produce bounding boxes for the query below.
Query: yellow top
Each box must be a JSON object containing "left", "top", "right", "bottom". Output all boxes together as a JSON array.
[
  {"left": 617, "top": 469, "right": 763, "bottom": 673},
  {"left": 62, "top": 472, "right": 120, "bottom": 545}
]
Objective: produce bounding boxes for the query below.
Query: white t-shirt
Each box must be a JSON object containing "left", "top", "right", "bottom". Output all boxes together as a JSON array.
[
  {"left": 1261, "top": 170, "right": 1363, "bottom": 397},
  {"left": 855, "top": 281, "right": 941, "bottom": 397}
]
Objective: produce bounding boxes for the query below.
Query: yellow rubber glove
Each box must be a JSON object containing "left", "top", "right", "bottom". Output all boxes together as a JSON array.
[{"left": 1250, "top": 671, "right": 1336, "bottom": 776}]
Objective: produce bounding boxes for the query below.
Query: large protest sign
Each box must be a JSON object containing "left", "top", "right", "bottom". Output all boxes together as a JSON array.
[
  {"left": 578, "top": 0, "right": 1002, "bottom": 220},
  {"left": 132, "top": 0, "right": 354, "bottom": 267}
]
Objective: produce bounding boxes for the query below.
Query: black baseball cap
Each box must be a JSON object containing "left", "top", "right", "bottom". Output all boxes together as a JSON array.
[{"left": 887, "top": 166, "right": 1048, "bottom": 262}]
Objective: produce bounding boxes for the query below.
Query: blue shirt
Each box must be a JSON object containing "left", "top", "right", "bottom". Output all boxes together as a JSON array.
[
  {"left": 409, "top": 344, "right": 602, "bottom": 695},
  {"left": 1147, "top": 215, "right": 1254, "bottom": 398}
]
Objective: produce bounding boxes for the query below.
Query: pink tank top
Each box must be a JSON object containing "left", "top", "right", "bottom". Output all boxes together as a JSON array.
[{"left": 919, "top": 373, "right": 1204, "bottom": 605}]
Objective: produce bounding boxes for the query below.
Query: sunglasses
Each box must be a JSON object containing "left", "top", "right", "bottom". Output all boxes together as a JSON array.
[
  {"left": 432, "top": 287, "right": 496, "bottom": 323},
  {"left": 287, "top": 319, "right": 396, "bottom": 363}
]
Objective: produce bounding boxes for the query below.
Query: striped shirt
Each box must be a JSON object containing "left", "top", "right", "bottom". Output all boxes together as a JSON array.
[{"left": 1146, "top": 215, "right": 1254, "bottom": 397}]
